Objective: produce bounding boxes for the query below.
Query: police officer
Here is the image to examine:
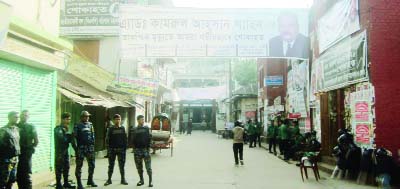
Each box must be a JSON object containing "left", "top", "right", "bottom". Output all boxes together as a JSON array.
[
  {"left": 130, "top": 115, "right": 153, "bottom": 187},
  {"left": 104, "top": 114, "right": 128, "bottom": 186},
  {"left": 17, "top": 110, "right": 38, "bottom": 189},
  {"left": 54, "top": 112, "right": 75, "bottom": 189},
  {"left": 0, "top": 111, "right": 20, "bottom": 189},
  {"left": 72, "top": 111, "right": 97, "bottom": 189}
]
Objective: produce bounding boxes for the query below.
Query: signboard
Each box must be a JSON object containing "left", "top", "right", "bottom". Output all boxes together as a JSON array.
[
  {"left": 60, "top": 0, "right": 120, "bottom": 36},
  {"left": 109, "top": 76, "right": 158, "bottom": 97},
  {"left": 354, "top": 101, "right": 369, "bottom": 122},
  {"left": 0, "top": 1, "right": 11, "bottom": 47},
  {"left": 119, "top": 5, "right": 309, "bottom": 58},
  {"left": 316, "top": 31, "right": 367, "bottom": 92},
  {"left": 265, "top": 76, "right": 283, "bottom": 86},
  {"left": 318, "top": 0, "right": 360, "bottom": 53}
]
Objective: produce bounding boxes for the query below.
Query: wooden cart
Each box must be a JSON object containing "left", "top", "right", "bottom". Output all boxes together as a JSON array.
[{"left": 150, "top": 113, "right": 173, "bottom": 157}]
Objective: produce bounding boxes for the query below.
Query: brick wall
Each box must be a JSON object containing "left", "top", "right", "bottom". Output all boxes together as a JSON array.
[{"left": 368, "top": 0, "right": 400, "bottom": 162}]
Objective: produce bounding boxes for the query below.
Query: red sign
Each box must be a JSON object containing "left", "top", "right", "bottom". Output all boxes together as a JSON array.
[
  {"left": 245, "top": 111, "right": 256, "bottom": 118},
  {"left": 355, "top": 101, "right": 369, "bottom": 122},
  {"left": 355, "top": 123, "right": 370, "bottom": 144},
  {"left": 288, "top": 113, "right": 301, "bottom": 119}
]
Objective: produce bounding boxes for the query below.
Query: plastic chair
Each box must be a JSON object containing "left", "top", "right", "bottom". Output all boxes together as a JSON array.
[{"left": 300, "top": 156, "right": 321, "bottom": 182}]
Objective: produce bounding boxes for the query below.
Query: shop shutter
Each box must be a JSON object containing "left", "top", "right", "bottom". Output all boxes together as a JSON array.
[
  {"left": 0, "top": 60, "right": 22, "bottom": 125},
  {"left": 0, "top": 59, "right": 57, "bottom": 173},
  {"left": 22, "top": 66, "right": 57, "bottom": 173}
]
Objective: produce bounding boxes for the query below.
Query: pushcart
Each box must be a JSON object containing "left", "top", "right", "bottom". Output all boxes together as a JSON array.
[{"left": 150, "top": 113, "right": 173, "bottom": 157}]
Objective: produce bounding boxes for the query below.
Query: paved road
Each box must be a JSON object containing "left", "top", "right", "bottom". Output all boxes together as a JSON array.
[{"left": 41, "top": 131, "right": 375, "bottom": 189}]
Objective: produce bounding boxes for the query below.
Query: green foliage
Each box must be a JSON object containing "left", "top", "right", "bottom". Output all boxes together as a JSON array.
[{"left": 233, "top": 59, "right": 257, "bottom": 86}]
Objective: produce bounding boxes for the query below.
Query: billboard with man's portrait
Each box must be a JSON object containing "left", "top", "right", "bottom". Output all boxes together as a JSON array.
[{"left": 119, "top": 5, "right": 309, "bottom": 59}]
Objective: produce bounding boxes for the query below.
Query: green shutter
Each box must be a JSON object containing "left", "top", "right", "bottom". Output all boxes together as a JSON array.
[{"left": 0, "top": 59, "right": 57, "bottom": 173}]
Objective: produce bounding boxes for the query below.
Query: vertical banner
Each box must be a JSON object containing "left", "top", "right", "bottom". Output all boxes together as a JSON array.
[
  {"left": 286, "top": 59, "right": 309, "bottom": 118},
  {"left": 0, "top": 1, "right": 12, "bottom": 47}
]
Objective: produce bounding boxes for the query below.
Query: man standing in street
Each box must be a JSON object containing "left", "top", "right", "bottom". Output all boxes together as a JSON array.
[
  {"left": 247, "top": 120, "right": 256, "bottom": 148},
  {"left": 17, "top": 110, "right": 39, "bottom": 189},
  {"left": 279, "top": 119, "right": 290, "bottom": 160},
  {"left": 267, "top": 119, "right": 278, "bottom": 155},
  {"left": 104, "top": 114, "right": 128, "bottom": 186},
  {"left": 54, "top": 112, "right": 75, "bottom": 189},
  {"left": 130, "top": 115, "right": 153, "bottom": 187},
  {"left": 187, "top": 119, "right": 193, "bottom": 135},
  {"left": 0, "top": 111, "right": 20, "bottom": 189},
  {"left": 232, "top": 120, "right": 245, "bottom": 166},
  {"left": 72, "top": 111, "right": 97, "bottom": 189}
]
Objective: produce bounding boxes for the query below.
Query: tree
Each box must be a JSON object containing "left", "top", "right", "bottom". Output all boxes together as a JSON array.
[{"left": 233, "top": 59, "right": 257, "bottom": 86}]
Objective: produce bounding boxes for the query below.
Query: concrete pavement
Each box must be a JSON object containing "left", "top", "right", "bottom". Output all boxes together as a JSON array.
[{"left": 37, "top": 131, "right": 376, "bottom": 189}]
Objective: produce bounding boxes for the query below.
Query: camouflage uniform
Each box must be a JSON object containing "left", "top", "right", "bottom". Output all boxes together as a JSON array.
[
  {"left": 54, "top": 125, "right": 73, "bottom": 188},
  {"left": 17, "top": 122, "right": 38, "bottom": 189},
  {"left": 129, "top": 125, "right": 152, "bottom": 185},
  {"left": 106, "top": 126, "right": 127, "bottom": 181},
  {"left": 0, "top": 125, "right": 20, "bottom": 189},
  {"left": 73, "top": 121, "right": 96, "bottom": 187}
]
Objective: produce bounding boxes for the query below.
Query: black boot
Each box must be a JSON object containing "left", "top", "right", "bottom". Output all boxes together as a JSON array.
[
  {"left": 63, "top": 175, "right": 75, "bottom": 188},
  {"left": 56, "top": 173, "right": 63, "bottom": 189},
  {"left": 104, "top": 179, "right": 112, "bottom": 186},
  {"left": 121, "top": 171, "right": 128, "bottom": 185},
  {"left": 87, "top": 174, "right": 98, "bottom": 187},
  {"left": 148, "top": 173, "right": 153, "bottom": 187},
  {"left": 77, "top": 178, "right": 84, "bottom": 189},
  {"left": 136, "top": 172, "right": 144, "bottom": 186}
]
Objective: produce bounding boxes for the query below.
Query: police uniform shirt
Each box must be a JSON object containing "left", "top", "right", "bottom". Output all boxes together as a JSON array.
[{"left": 107, "top": 126, "right": 127, "bottom": 149}]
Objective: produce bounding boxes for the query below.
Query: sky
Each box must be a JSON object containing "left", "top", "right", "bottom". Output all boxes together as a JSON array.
[{"left": 172, "top": 0, "right": 313, "bottom": 9}]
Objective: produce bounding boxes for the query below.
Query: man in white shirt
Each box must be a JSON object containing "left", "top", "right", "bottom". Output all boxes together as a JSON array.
[{"left": 232, "top": 121, "right": 245, "bottom": 166}]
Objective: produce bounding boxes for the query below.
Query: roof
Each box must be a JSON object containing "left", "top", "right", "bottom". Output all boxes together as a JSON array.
[{"left": 232, "top": 84, "right": 258, "bottom": 96}]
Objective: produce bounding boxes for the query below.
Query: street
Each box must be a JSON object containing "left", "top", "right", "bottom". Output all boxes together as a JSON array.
[{"left": 41, "top": 132, "right": 375, "bottom": 189}]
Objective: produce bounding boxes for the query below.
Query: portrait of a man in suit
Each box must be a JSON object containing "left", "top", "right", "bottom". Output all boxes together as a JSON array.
[{"left": 269, "top": 12, "right": 309, "bottom": 59}]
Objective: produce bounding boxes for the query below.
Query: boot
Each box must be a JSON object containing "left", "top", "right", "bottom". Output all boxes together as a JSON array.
[
  {"left": 56, "top": 173, "right": 62, "bottom": 189},
  {"left": 104, "top": 172, "right": 112, "bottom": 186},
  {"left": 121, "top": 171, "right": 128, "bottom": 185},
  {"left": 63, "top": 176, "right": 75, "bottom": 188},
  {"left": 87, "top": 174, "right": 98, "bottom": 187},
  {"left": 148, "top": 174, "right": 153, "bottom": 187},
  {"left": 77, "top": 178, "right": 84, "bottom": 189},
  {"left": 136, "top": 172, "right": 144, "bottom": 186}
]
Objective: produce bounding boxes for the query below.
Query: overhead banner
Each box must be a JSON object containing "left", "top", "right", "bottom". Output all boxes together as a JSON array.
[
  {"left": 286, "top": 59, "right": 309, "bottom": 118},
  {"left": 316, "top": 31, "right": 367, "bottom": 92},
  {"left": 108, "top": 76, "right": 159, "bottom": 97},
  {"left": 317, "top": 0, "right": 360, "bottom": 53},
  {"left": 60, "top": 0, "right": 120, "bottom": 36},
  {"left": 0, "top": 1, "right": 12, "bottom": 47},
  {"left": 119, "top": 5, "right": 309, "bottom": 58}
]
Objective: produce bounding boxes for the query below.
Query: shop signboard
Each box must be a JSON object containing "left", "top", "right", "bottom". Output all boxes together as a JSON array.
[
  {"left": 318, "top": 0, "right": 360, "bottom": 53},
  {"left": 316, "top": 31, "right": 367, "bottom": 92},
  {"left": 119, "top": 5, "right": 309, "bottom": 58},
  {"left": 355, "top": 123, "right": 370, "bottom": 144}
]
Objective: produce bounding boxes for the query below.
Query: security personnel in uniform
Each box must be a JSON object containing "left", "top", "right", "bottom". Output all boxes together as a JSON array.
[
  {"left": 130, "top": 115, "right": 153, "bottom": 187},
  {"left": 0, "top": 111, "right": 20, "bottom": 189},
  {"left": 54, "top": 112, "right": 75, "bottom": 189},
  {"left": 72, "top": 111, "right": 97, "bottom": 189},
  {"left": 17, "top": 110, "right": 39, "bottom": 189},
  {"left": 104, "top": 114, "right": 128, "bottom": 186}
]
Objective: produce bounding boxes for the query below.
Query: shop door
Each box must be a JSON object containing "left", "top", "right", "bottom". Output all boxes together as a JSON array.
[{"left": 320, "top": 93, "right": 330, "bottom": 156}]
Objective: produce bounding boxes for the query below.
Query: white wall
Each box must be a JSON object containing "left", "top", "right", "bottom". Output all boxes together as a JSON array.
[{"left": 5, "top": 0, "right": 60, "bottom": 35}]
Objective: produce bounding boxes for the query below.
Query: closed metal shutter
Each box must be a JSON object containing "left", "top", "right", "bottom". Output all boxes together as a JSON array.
[{"left": 0, "top": 59, "right": 57, "bottom": 173}]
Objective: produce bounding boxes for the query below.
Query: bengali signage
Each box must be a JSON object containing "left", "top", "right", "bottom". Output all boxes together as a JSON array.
[
  {"left": 60, "top": 0, "right": 120, "bottom": 36},
  {"left": 119, "top": 5, "right": 309, "bottom": 58},
  {"left": 355, "top": 123, "right": 370, "bottom": 144},
  {"left": 316, "top": 31, "right": 367, "bottom": 92},
  {"left": 318, "top": 0, "right": 360, "bottom": 53},
  {"left": 109, "top": 76, "right": 158, "bottom": 97},
  {"left": 0, "top": 1, "right": 11, "bottom": 47}
]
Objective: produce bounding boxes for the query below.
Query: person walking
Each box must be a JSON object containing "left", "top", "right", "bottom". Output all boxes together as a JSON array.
[
  {"left": 130, "top": 115, "right": 153, "bottom": 187},
  {"left": 54, "top": 112, "right": 75, "bottom": 189},
  {"left": 72, "top": 111, "right": 98, "bottom": 189},
  {"left": 0, "top": 111, "right": 20, "bottom": 189},
  {"left": 247, "top": 120, "right": 256, "bottom": 148},
  {"left": 232, "top": 120, "right": 245, "bottom": 166},
  {"left": 104, "top": 114, "right": 128, "bottom": 186},
  {"left": 255, "top": 120, "right": 263, "bottom": 147},
  {"left": 267, "top": 120, "right": 278, "bottom": 155},
  {"left": 16, "top": 110, "right": 39, "bottom": 189}
]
